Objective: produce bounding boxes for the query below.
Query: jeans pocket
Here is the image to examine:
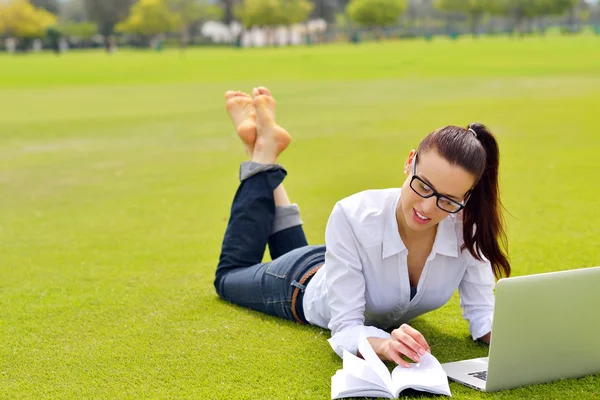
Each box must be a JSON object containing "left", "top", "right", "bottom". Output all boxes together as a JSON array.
[
  {"left": 265, "top": 262, "right": 287, "bottom": 279},
  {"left": 261, "top": 264, "right": 294, "bottom": 321}
]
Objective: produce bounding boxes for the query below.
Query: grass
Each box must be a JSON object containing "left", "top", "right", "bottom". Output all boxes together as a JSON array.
[{"left": 1, "top": 35, "right": 599, "bottom": 399}]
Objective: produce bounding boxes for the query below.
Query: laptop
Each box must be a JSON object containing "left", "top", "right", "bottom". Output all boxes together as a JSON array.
[{"left": 442, "top": 266, "right": 600, "bottom": 392}]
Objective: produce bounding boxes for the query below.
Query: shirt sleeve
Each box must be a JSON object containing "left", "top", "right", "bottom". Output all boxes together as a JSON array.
[
  {"left": 458, "top": 254, "right": 496, "bottom": 341},
  {"left": 324, "top": 203, "right": 391, "bottom": 358}
]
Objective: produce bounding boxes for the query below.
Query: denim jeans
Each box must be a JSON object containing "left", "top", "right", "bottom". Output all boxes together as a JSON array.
[{"left": 214, "top": 166, "right": 326, "bottom": 323}]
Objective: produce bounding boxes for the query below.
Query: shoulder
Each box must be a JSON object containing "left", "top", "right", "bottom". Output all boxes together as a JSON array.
[
  {"left": 327, "top": 189, "right": 400, "bottom": 246},
  {"left": 334, "top": 188, "right": 400, "bottom": 223}
]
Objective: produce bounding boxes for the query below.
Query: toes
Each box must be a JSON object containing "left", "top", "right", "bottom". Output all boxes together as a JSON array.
[
  {"left": 252, "top": 87, "right": 260, "bottom": 98},
  {"left": 257, "top": 86, "right": 272, "bottom": 97},
  {"left": 226, "top": 90, "right": 252, "bottom": 100}
]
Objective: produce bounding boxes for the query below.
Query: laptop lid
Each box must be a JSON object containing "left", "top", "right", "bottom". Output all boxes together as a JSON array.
[{"left": 485, "top": 266, "right": 600, "bottom": 392}]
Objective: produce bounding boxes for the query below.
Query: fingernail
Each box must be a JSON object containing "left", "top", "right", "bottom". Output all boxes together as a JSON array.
[
  {"left": 418, "top": 349, "right": 426, "bottom": 355},
  {"left": 413, "top": 355, "right": 420, "bottom": 362},
  {"left": 404, "top": 363, "right": 411, "bottom": 368}
]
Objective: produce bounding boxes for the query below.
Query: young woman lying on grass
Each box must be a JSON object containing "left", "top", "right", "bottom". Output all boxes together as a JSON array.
[{"left": 214, "top": 87, "right": 510, "bottom": 367}]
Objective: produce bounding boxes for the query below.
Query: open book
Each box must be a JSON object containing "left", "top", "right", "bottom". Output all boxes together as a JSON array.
[{"left": 331, "top": 335, "right": 452, "bottom": 399}]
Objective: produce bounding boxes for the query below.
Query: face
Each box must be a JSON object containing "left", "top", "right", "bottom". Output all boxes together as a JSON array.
[{"left": 399, "top": 149, "right": 477, "bottom": 232}]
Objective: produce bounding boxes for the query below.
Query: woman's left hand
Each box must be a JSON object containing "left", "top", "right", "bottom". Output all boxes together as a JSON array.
[{"left": 478, "top": 332, "right": 491, "bottom": 344}]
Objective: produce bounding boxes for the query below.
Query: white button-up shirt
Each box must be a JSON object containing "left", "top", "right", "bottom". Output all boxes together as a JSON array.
[{"left": 302, "top": 188, "right": 495, "bottom": 358}]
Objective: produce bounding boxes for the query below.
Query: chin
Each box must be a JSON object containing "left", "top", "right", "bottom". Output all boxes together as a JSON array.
[
  {"left": 409, "top": 221, "right": 431, "bottom": 231},
  {"left": 403, "top": 209, "right": 428, "bottom": 230}
]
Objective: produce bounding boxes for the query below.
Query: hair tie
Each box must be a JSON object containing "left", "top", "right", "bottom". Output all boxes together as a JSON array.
[{"left": 468, "top": 128, "right": 477, "bottom": 138}]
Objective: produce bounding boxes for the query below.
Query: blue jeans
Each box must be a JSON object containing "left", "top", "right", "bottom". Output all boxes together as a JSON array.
[{"left": 214, "top": 166, "right": 326, "bottom": 323}]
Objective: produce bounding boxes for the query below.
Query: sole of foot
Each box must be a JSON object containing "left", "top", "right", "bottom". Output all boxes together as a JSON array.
[
  {"left": 251, "top": 87, "right": 291, "bottom": 163},
  {"left": 225, "top": 90, "right": 257, "bottom": 156}
]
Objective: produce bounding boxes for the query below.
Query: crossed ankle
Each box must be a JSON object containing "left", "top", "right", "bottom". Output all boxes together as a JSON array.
[{"left": 272, "top": 204, "right": 303, "bottom": 234}]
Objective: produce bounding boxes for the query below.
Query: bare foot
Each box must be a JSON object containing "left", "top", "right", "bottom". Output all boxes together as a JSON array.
[
  {"left": 251, "top": 87, "right": 291, "bottom": 164},
  {"left": 225, "top": 90, "right": 256, "bottom": 156}
]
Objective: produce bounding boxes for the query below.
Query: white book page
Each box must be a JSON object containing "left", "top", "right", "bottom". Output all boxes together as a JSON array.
[
  {"left": 357, "top": 335, "right": 394, "bottom": 391},
  {"left": 331, "top": 370, "right": 393, "bottom": 399},
  {"left": 341, "top": 349, "right": 389, "bottom": 390},
  {"left": 390, "top": 352, "right": 452, "bottom": 396}
]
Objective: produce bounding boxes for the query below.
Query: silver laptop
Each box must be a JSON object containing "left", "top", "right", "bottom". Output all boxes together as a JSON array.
[{"left": 442, "top": 266, "right": 600, "bottom": 392}]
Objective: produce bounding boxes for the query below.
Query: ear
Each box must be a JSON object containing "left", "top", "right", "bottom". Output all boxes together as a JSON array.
[{"left": 404, "top": 150, "right": 416, "bottom": 175}]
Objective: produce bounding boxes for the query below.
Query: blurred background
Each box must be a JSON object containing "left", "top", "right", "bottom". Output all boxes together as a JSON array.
[
  {"left": 1, "top": 0, "right": 599, "bottom": 52},
  {"left": 2, "top": 0, "right": 600, "bottom": 398}
]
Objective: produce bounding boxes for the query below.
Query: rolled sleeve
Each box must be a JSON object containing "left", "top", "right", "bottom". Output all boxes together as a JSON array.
[
  {"left": 325, "top": 203, "right": 389, "bottom": 358},
  {"left": 458, "top": 256, "right": 496, "bottom": 340},
  {"left": 328, "top": 326, "right": 391, "bottom": 358}
]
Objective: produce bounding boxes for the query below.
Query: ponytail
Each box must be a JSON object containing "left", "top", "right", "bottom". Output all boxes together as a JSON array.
[
  {"left": 462, "top": 123, "right": 510, "bottom": 279},
  {"left": 418, "top": 123, "right": 510, "bottom": 279}
]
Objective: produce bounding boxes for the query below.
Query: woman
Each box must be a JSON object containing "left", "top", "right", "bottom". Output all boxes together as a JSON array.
[{"left": 214, "top": 87, "right": 510, "bottom": 368}]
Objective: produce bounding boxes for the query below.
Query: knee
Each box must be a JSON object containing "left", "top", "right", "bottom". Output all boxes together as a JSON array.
[{"left": 214, "top": 271, "right": 226, "bottom": 299}]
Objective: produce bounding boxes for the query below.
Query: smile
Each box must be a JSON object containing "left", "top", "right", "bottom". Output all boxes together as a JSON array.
[{"left": 412, "top": 208, "right": 431, "bottom": 224}]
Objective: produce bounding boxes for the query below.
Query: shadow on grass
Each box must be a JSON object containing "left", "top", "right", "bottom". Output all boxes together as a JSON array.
[
  {"left": 409, "top": 318, "right": 490, "bottom": 363},
  {"left": 216, "top": 296, "right": 489, "bottom": 364}
]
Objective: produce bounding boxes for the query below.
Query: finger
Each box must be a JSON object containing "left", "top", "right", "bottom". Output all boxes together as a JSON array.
[
  {"left": 392, "top": 329, "right": 426, "bottom": 358},
  {"left": 400, "top": 324, "right": 431, "bottom": 353},
  {"left": 388, "top": 341, "right": 412, "bottom": 368},
  {"left": 390, "top": 337, "right": 420, "bottom": 364}
]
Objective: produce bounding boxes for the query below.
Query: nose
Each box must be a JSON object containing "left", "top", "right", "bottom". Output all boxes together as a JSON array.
[{"left": 421, "top": 197, "right": 438, "bottom": 215}]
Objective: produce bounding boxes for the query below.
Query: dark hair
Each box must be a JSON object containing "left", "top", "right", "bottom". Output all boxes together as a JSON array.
[{"left": 416, "top": 123, "right": 510, "bottom": 279}]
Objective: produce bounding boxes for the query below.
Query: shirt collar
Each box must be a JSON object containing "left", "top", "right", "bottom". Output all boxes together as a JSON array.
[
  {"left": 382, "top": 192, "right": 459, "bottom": 259},
  {"left": 432, "top": 214, "right": 459, "bottom": 258}
]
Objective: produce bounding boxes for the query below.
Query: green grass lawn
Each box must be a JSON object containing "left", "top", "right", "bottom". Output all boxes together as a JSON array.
[{"left": 1, "top": 36, "right": 599, "bottom": 399}]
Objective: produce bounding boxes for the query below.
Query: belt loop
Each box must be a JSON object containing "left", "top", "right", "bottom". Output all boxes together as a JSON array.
[{"left": 291, "top": 281, "right": 306, "bottom": 291}]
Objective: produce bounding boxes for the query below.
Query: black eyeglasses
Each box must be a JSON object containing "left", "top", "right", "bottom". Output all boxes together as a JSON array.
[{"left": 409, "top": 153, "right": 467, "bottom": 214}]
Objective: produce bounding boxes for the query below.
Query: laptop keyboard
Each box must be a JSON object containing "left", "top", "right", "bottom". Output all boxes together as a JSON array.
[{"left": 468, "top": 370, "right": 488, "bottom": 381}]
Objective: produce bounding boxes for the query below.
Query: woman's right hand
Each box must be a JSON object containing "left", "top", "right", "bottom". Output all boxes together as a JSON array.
[{"left": 370, "top": 324, "right": 431, "bottom": 368}]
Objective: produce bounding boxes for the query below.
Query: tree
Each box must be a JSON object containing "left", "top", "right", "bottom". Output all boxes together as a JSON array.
[
  {"left": 536, "top": 0, "right": 578, "bottom": 32},
  {"left": 280, "top": 0, "right": 314, "bottom": 26},
  {"left": 0, "top": 0, "right": 57, "bottom": 40},
  {"left": 310, "top": 0, "right": 339, "bottom": 22},
  {"left": 116, "top": 0, "right": 181, "bottom": 44},
  {"left": 591, "top": 0, "right": 600, "bottom": 24},
  {"left": 434, "top": 0, "right": 493, "bottom": 36},
  {"left": 58, "top": 21, "right": 97, "bottom": 39},
  {"left": 492, "top": 0, "right": 577, "bottom": 34},
  {"left": 281, "top": 0, "right": 313, "bottom": 44},
  {"left": 235, "top": 0, "right": 282, "bottom": 28},
  {"left": 347, "top": 0, "right": 407, "bottom": 32},
  {"left": 234, "top": 0, "right": 312, "bottom": 45},
  {"left": 58, "top": 0, "right": 87, "bottom": 23},
  {"left": 84, "top": 0, "right": 135, "bottom": 50},
  {"left": 220, "top": 0, "right": 240, "bottom": 24},
  {"left": 30, "top": 0, "right": 57, "bottom": 13},
  {"left": 167, "top": 0, "right": 223, "bottom": 47}
]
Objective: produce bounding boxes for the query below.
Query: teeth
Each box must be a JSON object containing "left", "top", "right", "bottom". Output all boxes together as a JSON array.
[{"left": 416, "top": 210, "right": 428, "bottom": 220}]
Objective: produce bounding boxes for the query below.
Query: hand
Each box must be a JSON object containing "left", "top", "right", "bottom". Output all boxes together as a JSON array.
[
  {"left": 385, "top": 324, "right": 431, "bottom": 368},
  {"left": 478, "top": 332, "right": 491, "bottom": 344}
]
